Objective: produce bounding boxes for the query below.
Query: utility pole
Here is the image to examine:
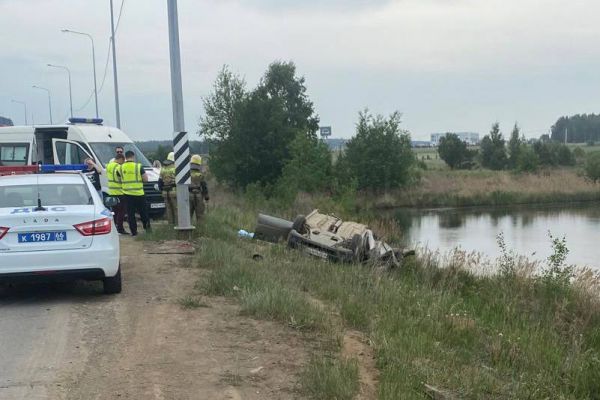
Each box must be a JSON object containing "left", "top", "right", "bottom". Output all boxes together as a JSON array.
[
  {"left": 565, "top": 127, "right": 568, "bottom": 144},
  {"left": 110, "top": 0, "right": 121, "bottom": 128},
  {"left": 167, "top": 0, "right": 193, "bottom": 231}
]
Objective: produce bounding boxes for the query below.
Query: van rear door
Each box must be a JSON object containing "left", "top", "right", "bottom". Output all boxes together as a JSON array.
[{"left": 52, "top": 139, "right": 92, "bottom": 164}]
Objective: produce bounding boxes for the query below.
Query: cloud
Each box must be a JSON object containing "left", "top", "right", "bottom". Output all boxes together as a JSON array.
[{"left": 2, "top": 0, "right": 600, "bottom": 139}]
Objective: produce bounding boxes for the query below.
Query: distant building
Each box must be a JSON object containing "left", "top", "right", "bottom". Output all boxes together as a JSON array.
[
  {"left": 431, "top": 132, "right": 479, "bottom": 146},
  {"left": 411, "top": 140, "right": 432, "bottom": 148},
  {"left": 0, "top": 116, "right": 13, "bottom": 127}
]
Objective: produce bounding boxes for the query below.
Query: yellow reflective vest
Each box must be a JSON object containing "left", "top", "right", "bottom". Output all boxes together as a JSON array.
[
  {"left": 121, "top": 161, "right": 144, "bottom": 196},
  {"left": 106, "top": 161, "right": 123, "bottom": 196}
]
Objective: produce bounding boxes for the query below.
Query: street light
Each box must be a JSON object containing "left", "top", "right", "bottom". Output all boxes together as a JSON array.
[
  {"left": 11, "top": 99, "right": 28, "bottom": 125},
  {"left": 47, "top": 64, "right": 73, "bottom": 119},
  {"left": 32, "top": 85, "right": 53, "bottom": 124},
  {"left": 109, "top": 0, "right": 121, "bottom": 128},
  {"left": 61, "top": 28, "right": 99, "bottom": 118}
]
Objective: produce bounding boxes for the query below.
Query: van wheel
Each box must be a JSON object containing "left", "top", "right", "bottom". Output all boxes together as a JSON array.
[
  {"left": 103, "top": 265, "right": 122, "bottom": 294},
  {"left": 292, "top": 215, "right": 307, "bottom": 234}
]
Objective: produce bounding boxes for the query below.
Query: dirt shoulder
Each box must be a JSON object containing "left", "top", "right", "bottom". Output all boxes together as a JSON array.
[{"left": 1, "top": 236, "right": 310, "bottom": 400}]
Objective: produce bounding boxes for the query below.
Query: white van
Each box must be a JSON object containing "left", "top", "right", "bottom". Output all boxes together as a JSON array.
[{"left": 0, "top": 118, "right": 166, "bottom": 217}]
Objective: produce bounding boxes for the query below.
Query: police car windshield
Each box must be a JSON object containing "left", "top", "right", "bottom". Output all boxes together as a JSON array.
[
  {"left": 0, "top": 184, "right": 92, "bottom": 208},
  {"left": 89, "top": 143, "right": 152, "bottom": 168}
]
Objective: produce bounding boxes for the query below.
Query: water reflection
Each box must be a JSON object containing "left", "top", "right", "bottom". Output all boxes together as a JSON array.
[{"left": 397, "top": 203, "right": 600, "bottom": 268}]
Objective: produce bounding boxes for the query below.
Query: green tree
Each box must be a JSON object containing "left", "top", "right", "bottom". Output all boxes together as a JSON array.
[
  {"left": 202, "top": 61, "right": 320, "bottom": 188},
  {"left": 480, "top": 123, "right": 508, "bottom": 170},
  {"left": 515, "top": 146, "right": 540, "bottom": 173},
  {"left": 338, "top": 110, "right": 417, "bottom": 191},
  {"left": 584, "top": 152, "right": 600, "bottom": 183},
  {"left": 508, "top": 123, "right": 524, "bottom": 168},
  {"left": 438, "top": 133, "right": 469, "bottom": 169},
  {"left": 556, "top": 144, "right": 575, "bottom": 166},
  {"left": 150, "top": 144, "right": 171, "bottom": 163},
  {"left": 279, "top": 133, "right": 332, "bottom": 193},
  {"left": 199, "top": 65, "right": 246, "bottom": 141}
]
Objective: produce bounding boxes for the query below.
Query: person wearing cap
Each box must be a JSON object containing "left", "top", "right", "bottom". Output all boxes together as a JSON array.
[
  {"left": 106, "top": 154, "right": 128, "bottom": 234},
  {"left": 158, "top": 151, "right": 177, "bottom": 224},
  {"left": 189, "top": 154, "right": 209, "bottom": 225}
]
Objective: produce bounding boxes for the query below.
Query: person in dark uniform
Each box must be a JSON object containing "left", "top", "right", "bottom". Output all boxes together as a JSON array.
[
  {"left": 189, "top": 155, "right": 209, "bottom": 225},
  {"left": 84, "top": 158, "right": 102, "bottom": 199}
]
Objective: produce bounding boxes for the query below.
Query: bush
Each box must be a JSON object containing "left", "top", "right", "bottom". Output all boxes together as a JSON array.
[
  {"left": 556, "top": 144, "right": 576, "bottom": 166},
  {"left": 338, "top": 110, "right": 418, "bottom": 191},
  {"left": 438, "top": 133, "right": 473, "bottom": 169},
  {"left": 584, "top": 151, "right": 600, "bottom": 183},
  {"left": 532, "top": 142, "right": 575, "bottom": 166},
  {"left": 515, "top": 145, "right": 540, "bottom": 172},
  {"left": 573, "top": 146, "right": 586, "bottom": 161}
]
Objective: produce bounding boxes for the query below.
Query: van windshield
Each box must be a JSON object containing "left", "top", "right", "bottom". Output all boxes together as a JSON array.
[{"left": 89, "top": 142, "right": 152, "bottom": 168}]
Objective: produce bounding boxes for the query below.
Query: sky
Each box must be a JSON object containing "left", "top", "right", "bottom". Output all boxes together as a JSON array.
[{"left": 1, "top": 0, "right": 600, "bottom": 141}]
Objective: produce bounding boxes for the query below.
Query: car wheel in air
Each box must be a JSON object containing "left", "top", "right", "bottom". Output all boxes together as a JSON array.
[{"left": 292, "top": 215, "right": 307, "bottom": 235}]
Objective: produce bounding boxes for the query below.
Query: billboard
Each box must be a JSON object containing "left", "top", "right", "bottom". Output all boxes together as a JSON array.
[{"left": 319, "top": 126, "right": 332, "bottom": 138}]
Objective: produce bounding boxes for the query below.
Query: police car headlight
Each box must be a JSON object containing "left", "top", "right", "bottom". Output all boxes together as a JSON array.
[{"left": 154, "top": 184, "right": 160, "bottom": 191}]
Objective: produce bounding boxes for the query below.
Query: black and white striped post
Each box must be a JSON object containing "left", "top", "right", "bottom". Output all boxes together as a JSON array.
[{"left": 167, "top": 0, "right": 193, "bottom": 230}]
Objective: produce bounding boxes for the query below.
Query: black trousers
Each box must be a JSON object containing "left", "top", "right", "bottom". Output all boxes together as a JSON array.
[{"left": 125, "top": 195, "right": 150, "bottom": 235}]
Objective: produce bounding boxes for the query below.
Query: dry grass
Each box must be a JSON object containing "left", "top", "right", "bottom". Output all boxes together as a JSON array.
[{"left": 373, "top": 168, "right": 600, "bottom": 208}]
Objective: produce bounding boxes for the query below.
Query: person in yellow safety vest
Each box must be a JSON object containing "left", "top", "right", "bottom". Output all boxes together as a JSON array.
[
  {"left": 189, "top": 154, "right": 209, "bottom": 225},
  {"left": 158, "top": 151, "right": 177, "bottom": 224},
  {"left": 106, "top": 154, "right": 128, "bottom": 234},
  {"left": 121, "top": 150, "right": 151, "bottom": 236}
]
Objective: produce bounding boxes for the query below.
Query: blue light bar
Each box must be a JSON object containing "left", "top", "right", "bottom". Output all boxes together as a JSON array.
[
  {"left": 68, "top": 117, "right": 103, "bottom": 125},
  {"left": 40, "top": 164, "right": 87, "bottom": 173}
]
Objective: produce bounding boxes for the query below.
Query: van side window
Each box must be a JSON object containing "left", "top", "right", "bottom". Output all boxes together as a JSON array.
[{"left": 0, "top": 143, "right": 29, "bottom": 166}]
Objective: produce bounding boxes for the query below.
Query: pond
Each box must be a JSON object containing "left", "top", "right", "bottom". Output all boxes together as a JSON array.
[{"left": 397, "top": 203, "right": 600, "bottom": 269}]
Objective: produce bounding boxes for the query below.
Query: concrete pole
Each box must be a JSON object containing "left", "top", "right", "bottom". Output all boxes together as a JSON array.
[
  {"left": 167, "top": 0, "right": 193, "bottom": 230},
  {"left": 110, "top": 0, "right": 121, "bottom": 128}
]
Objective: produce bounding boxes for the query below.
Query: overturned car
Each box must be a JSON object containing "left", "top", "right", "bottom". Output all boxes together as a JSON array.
[{"left": 254, "top": 209, "right": 413, "bottom": 267}]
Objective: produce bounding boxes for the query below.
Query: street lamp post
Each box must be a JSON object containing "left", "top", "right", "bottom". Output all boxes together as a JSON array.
[
  {"left": 47, "top": 64, "right": 73, "bottom": 118},
  {"left": 32, "top": 85, "right": 53, "bottom": 124},
  {"left": 109, "top": 0, "right": 121, "bottom": 128},
  {"left": 62, "top": 29, "right": 99, "bottom": 118},
  {"left": 11, "top": 100, "right": 28, "bottom": 125}
]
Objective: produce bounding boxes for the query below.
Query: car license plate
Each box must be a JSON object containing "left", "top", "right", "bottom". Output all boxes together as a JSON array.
[
  {"left": 150, "top": 202, "right": 166, "bottom": 209},
  {"left": 18, "top": 231, "right": 68, "bottom": 243}
]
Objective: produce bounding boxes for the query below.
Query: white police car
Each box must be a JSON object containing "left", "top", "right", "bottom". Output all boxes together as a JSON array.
[{"left": 0, "top": 165, "right": 121, "bottom": 294}]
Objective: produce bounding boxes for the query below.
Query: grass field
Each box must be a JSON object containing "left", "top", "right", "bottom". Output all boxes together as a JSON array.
[
  {"left": 369, "top": 168, "right": 600, "bottom": 209},
  {"left": 144, "top": 192, "right": 600, "bottom": 399}
]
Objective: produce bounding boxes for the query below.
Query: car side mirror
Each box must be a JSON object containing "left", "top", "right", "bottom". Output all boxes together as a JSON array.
[{"left": 103, "top": 196, "right": 119, "bottom": 208}]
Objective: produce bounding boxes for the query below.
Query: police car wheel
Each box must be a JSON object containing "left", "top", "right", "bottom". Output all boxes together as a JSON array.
[{"left": 103, "top": 265, "right": 122, "bottom": 294}]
